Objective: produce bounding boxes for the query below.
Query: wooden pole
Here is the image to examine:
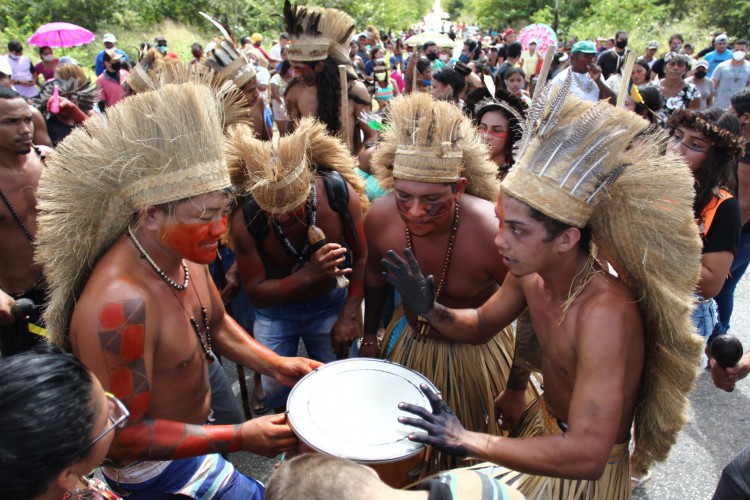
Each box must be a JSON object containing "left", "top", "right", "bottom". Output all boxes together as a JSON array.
[
  {"left": 533, "top": 45, "right": 556, "bottom": 99},
  {"left": 616, "top": 52, "right": 637, "bottom": 108},
  {"left": 338, "top": 64, "right": 351, "bottom": 152}
]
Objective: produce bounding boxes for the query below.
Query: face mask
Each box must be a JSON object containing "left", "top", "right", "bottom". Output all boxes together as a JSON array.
[
  {"left": 375, "top": 72, "right": 387, "bottom": 81},
  {"left": 158, "top": 45, "right": 167, "bottom": 54},
  {"left": 42, "top": 54, "right": 54, "bottom": 62},
  {"left": 694, "top": 70, "right": 707, "bottom": 79},
  {"left": 422, "top": 79, "right": 432, "bottom": 86},
  {"left": 733, "top": 51, "right": 747, "bottom": 62},
  {"left": 426, "top": 52, "right": 439, "bottom": 61},
  {"left": 615, "top": 39, "right": 628, "bottom": 49},
  {"left": 109, "top": 62, "right": 121, "bottom": 71},
  {"left": 458, "top": 54, "right": 470, "bottom": 63},
  {"left": 8, "top": 53, "right": 20, "bottom": 60}
]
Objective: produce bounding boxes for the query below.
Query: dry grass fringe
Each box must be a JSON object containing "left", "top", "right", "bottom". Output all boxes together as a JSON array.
[{"left": 371, "top": 93, "right": 500, "bottom": 202}]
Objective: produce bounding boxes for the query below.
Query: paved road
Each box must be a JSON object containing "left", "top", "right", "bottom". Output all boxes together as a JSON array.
[{"left": 222, "top": 277, "right": 750, "bottom": 497}]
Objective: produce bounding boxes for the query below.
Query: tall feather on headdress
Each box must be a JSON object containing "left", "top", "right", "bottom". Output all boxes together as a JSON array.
[{"left": 283, "top": 0, "right": 355, "bottom": 64}]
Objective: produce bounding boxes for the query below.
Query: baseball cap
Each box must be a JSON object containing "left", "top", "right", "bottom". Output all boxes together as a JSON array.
[
  {"left": 103, "top": 33, "right": 117, "bottom": 44},
  {"left": 58, "top": 55, "right": 80, "bottom": 66},
  {"left": 715, "top": 34, "right": 729, "bottom": 43},
  {"left": 251, "top": 33, "right": 263, "bottom": 44},
  {"left": 647, "top": 40, "right": 659, "bottom": 50},
  {"left": 504, "top": 29, "right": 516, "bottom": 37},
  {"left": 571, "top": 40, "right": 597, "bottom": 54},
  {"left": 694, "top": 60, "right": 709, "bottom": 70},
  {"left": 154, "top": 36, "right": 167, "bottom": 44}
]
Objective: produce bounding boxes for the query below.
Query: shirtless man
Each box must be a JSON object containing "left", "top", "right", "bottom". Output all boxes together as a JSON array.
[
  {"left": 0, "top": 59, "right": 52, "bottom": 147},
  {"left": 0, "top": 87, "right": 47, "bottom": 356},
  {"left": 36, "top": 82, "right": 318, "bottom": 498},
  {"left": 360, "top": 94, "right": 532, "bottom": 472},
  {"left": 228, "top": 118, "right": 367, "bottom": 409},
  {"left": 283, "top": 0, "right": 376, "bottom": 156},
  {"left": 202, "top": 35, "right": 272, "bottom": 141},
  {"left": 389, "top": 91, "right": 703, "bottom": 497}
]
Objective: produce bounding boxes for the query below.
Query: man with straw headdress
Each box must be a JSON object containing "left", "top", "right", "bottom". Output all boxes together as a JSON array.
[
  {"left": 361, "top": 92, "right": 537, "bottom": 473},
  {"left": 392, "top": 76, "right": 703, "bottom": 498},
  {"left": 282, "top": 0, "right": 376, "bottom": 156},
  {"left": 227, "top": 116, "right": 368, "bottom": 411},
  {"left": 35, "top": 81, "right": 321, "bottom": 498},
  {"left": 202, "top": 32, "right": 273, "bottom": 141}
]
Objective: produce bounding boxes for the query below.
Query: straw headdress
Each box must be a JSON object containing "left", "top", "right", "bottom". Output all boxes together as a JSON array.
[
  {"left": 370, "top": 92, "right": 499, "bottom": 202},
  {"left": 226, "top": 116, "right": 367, "bottom": 215},
  {"left": 505, "top": 76, "right": 703, "bottom": 474},
  {"left": 283, "top": 0, "right": 356, "bottom": 64},
  {"left": 203, "top": 36, "right": 256, "bottom": 89},
  {"left": 36, "top": 82, "right": 235, "bottom": 348}
]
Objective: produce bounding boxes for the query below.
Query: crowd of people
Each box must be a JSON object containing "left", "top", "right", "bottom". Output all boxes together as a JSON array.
[{"left": 1, "top": 2, "right": 750, "bottom": 498}]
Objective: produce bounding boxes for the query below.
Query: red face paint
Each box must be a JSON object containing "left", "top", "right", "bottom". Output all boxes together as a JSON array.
[
  {"left": 395, "top": 196, "right": 454, "bottom": 221},
  {"left": 160, "top": 216, "right": 227, "bottom": 265}
]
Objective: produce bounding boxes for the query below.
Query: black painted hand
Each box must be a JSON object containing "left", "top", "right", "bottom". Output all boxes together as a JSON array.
[
  {"left": 381, "top": 248, "right": 435, "bottom": 315},
  {"left": 398, "top": 384, "right": 469, "bottom": 457}
]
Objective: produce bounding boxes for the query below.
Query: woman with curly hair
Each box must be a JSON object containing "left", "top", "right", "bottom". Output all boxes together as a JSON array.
[{"left": 667, "top": 107, "right": 743, "bottom": 365}]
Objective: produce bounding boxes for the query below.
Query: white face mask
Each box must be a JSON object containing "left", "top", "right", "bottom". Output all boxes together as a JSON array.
[
  {"left": 733, "top": 50, "right": 747, "bottom": 62},
  {"left": 375, "top": 72, "right": 387, "bottom": 81},
  {"left": 42, "top": 54, "right": 54, "bottom": 62}
]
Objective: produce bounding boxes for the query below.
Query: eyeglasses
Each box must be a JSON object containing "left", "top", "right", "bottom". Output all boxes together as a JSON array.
[
  {"left": 84, "top": 392, "right": 129, "bottom": 451},
  {"left": 670, "top": 133, "right": 710, "bottom": 153}
]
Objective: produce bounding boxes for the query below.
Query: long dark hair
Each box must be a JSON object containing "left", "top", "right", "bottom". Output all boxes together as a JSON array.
[{"left": 0, "top": 344, "right": 96, "bottom": 499}]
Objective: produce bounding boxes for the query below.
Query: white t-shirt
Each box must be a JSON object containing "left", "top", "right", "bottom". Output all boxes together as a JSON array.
[
  {"left": 269, "top": 43, "right": 283, "bottom": 61},
  {"left": 712, "top": 60, "right": 750, "bottom": 110},
  {"left": 686, "top": 76, "right": 715, "bottom": 108},
  {"left": 551, "top": 68, "right": 600, "bottom": 102}
]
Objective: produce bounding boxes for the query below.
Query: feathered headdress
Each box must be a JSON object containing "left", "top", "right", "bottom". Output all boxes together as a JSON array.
[
  {"left": 36, "top": 82, "right": 234, "bottom": 347},
  {"left": 505, "top": 76, "right": 703, "bottom": 475},
  {"left": 283, "top": 0, "right": 355, "bottom": 64},
  {"left": 226, "top": 116, "right": 367, "bottom": 215},
  {"left": 371, "top": 93, "right": 499, "bottom": 202},
  {"left": 33, "top": 77, "right": 98, "bottom": 114}
]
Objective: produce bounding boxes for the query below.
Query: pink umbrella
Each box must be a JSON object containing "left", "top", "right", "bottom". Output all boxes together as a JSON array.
[
  {"left": 518, "top": 23, "right": 558, "bottom": 55},
  {"left": 27, "top": 22, "right": 95, "bottom": 48}
]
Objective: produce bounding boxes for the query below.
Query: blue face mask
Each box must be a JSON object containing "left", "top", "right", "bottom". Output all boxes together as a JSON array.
[
  {"left": 157, "top": 45, "right": 167, "bottom": 54},
  {"left": 422, "top": 79, "right": 432, "bottom": 86},
  {"left": 458, "top": 53, "right": 470, "bottom": 63}
]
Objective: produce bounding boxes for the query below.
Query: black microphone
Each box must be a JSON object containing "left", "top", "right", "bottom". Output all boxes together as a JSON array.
[
  {"left": 10, "top": 298, "right": 35, "bottom": 319},
  {"left": 710, "top": 334, "right": 744, "bottom": 368}
]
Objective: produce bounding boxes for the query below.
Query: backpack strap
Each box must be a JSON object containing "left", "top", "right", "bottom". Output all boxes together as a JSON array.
[{"left": 320, "top": 169, "right": 359, "bottom": 246}]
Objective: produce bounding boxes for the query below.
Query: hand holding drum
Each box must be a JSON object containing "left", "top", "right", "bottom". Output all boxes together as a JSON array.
[{"left": 308, "top": 225, "right": 349, "bottom": 288}]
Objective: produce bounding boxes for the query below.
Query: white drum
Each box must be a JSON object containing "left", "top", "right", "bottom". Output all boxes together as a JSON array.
[{"left": 286, "top": 358, "right": 437, "bottom": 487}]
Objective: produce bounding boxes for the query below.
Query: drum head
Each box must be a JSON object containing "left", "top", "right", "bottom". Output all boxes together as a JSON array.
[{"left": 286, "top": 358, "right": 436, "bottom": 463}]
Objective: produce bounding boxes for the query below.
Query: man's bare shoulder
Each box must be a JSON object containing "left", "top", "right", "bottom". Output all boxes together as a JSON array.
[
  {"left": 574, "top": 272, "right": 643, "bottom": 338},
  {"left": 348, "top": 79, "right": 370, "bottom": 100},
  {"left": 459, "top": 194, "right": 499, "bottom": 233},
  {"left": 365, "top": 192, "right": 396, "bottom": 224}
]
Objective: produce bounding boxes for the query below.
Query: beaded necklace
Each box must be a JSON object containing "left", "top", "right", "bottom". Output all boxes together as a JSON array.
[
  {"left": 270, "top": 183, "right": 317, "bottom": 273},
  {"left": 126, "top": 227, "right": 213, "bottom": 362},
  {"left": 127, "top": 227, "right": 190, "bottom": 290},
  {"left": 405, "top": 200, "right": 461, "bottom": 341}
]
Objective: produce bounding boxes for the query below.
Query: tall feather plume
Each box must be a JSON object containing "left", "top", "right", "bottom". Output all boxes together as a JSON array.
[{"left": 537, "top": 69, "right": 574, "bottom": 136}]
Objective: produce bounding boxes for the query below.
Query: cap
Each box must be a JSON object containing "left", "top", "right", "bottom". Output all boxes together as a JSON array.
[
  {"left": 647, "top": 40, "right": 659, "bottom": 50},
  {"left": 571, "top": 40, "right": 597, "bottom": 54},
  {"left": 105, "top": 49, "right": 123, "bottom": 62},
  {"left": 504, "top": 29, "right": 516, "bottom": 37},
  {"left": 154, "top": 36, "right": 167, "bottom": 43},
  {"left": 251, "top": 33, "right": 263, "bottom": 44},
  {"left": 279, "top": 32, "right": 290, "bottom": 40},
  {"left": 715, "top": 34, "right": 729, "bottom": 43},
  {"left": 694, "top": 59, "right": 709, "bottom": 70},
  {"left": 103, "top": 33, "right": 117, "bottom": 44},
  {"left": 0, "top": 55, "right": 11, "bottom": 76}
]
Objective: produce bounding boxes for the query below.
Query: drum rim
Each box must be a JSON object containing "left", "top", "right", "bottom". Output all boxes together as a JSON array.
[{"left": 286, "top": 358, "right": 437, "bottom": 464}]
